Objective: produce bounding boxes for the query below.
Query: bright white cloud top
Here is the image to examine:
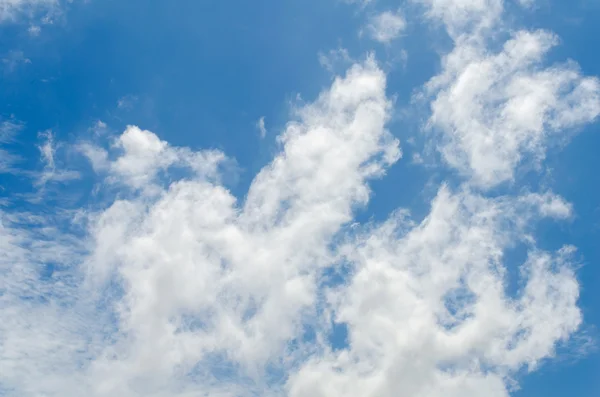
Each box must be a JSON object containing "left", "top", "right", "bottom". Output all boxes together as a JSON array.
[{"left": 0, "top": 0, "right": 599, "bottom": 396}]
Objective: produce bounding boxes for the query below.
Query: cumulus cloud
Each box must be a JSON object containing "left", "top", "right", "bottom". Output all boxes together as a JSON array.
[
  {"left": 366, "top": 10, "right": 406, "bottom": 44},
  {"left": 0, "top": 52, "right": 589, "bottom": 397},
  {"left": 1, "top": 1, "right": 598, "bottom": 396},
  {"left": 414, "top": 0, "right": 503, "bottom": 39},
  {"left": 79, "top": 125, "right": 225, "bottom": 194},
  {"left": 418, "top": 1, "right": 600, "bottom": 188},
  {"left": 288, "top": 188, "right": 580, "bottom": 397}
]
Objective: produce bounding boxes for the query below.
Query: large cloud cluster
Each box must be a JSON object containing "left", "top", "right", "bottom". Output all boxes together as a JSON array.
[{"left": 0, "top": 0, "right": 599, "bottom": 396}]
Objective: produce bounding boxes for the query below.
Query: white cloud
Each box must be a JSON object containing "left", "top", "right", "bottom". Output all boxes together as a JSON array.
[
  {"left": 517, "top": 0, "right": 535, "bottom": 8},
  {"left": 257, "top": 116, "right": 267, "bottom": 138},
  {"left": 117, "top": 95, "right": 138, "bottom": 110},
  {"left": 318, "top": 48, "right": 353, "bottom": 73},
  {"left": 0, "top": 52, "right": 587, "bottom": 397},
  {"left": 288, "top": 187, "right": 580, "bottom": 397},
  {"left": 417, "top": 0, "right": 600, "bottom": 188},
  {"left": 413, "top": 0, "right": 503, "bottom": 39},
  {"left": 412, "top": 152, "right": 424, "bottom": 164},
  {"left": 0, "top": 1, "right": 596, "bottom": 395},
  {"left": 0, "top": 0, "right": 58, "bottom": 22},
  {"left": 0, "top": 119, "right": 23, "bottom": 173},
  {"left": 28, "top": 24, "right": 40, "bottom": 35},
  {"left": 83, "top": 125, "right": 226, "bottom": 194},
  {"left": 35, "top": 130, "right": 79, "bottom": 187},
  {"left": 366, "top": 10, "right": 406, "bottom": 44}
]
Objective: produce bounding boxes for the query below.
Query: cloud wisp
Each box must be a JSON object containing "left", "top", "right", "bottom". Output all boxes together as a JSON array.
[
  {"left": 365, "top": 9, "right": 406, "bottom": 44},
  {"left": 0, "top": 0, "right": 54, "bottom": 21}
]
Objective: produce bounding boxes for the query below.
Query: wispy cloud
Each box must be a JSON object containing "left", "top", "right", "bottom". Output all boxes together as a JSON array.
[
  {"left": 2, "top": 50, "right": 31, "bottom": 73},
  {"left": 318, "top": 48, "right": 353, "bottom": 73},
  {"left": 28, "top": 24, "right": 41, "bottom": 35},
  {"left": 117, "top": 95, "right": 138, "bottom": 111},
  {"left": 0, "top": 119, "right": 23, "bottom": 174},
  {"left": 0, "top": 0, "right": 59, "bottom": 23},
  {"left": 256, "top": 116, "right": 267, "bottom": 138},
  {"left": 365, "top": 9, "right": 406, "bottom": 44},
  {"left": 35, "top": 130, "right": 80, "bottom": 188}
]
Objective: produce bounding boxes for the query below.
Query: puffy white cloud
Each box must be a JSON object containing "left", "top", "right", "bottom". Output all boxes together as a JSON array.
[
  {"left": 288, "top": 188, "right": 580, "bottom": 397},
  {"left": 414, "top": 0, "right": 503, "bottom": 39},
  {"left": 366, "top": 10, "right": 406, "bottom": 44},
  {"left": 0, "top": 57, "right": 401, "bottom": 396},
  {"left": 417, "top": 0, "right": 600, "bottom": 188},
  {"left": 0, "top": 1, "right": 596, "bottom": 394},
  {"left": 80, "top": 125, "right": 225, "bottom": 193},
  {"left": 0, "top": 52, "right": 587, "bottom": 397}
]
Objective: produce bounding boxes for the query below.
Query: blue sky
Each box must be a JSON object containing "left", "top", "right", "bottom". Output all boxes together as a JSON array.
[{"left": 1, "top": 0, "right": 600, "bottom": 396}]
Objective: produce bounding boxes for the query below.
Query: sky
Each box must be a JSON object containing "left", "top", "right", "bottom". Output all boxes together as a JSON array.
[{"left": 0, "top": 0, "right": 600, "bottom": 396}]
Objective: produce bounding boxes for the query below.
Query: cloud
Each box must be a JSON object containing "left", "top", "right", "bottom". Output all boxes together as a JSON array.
[
  {"left": 516, "top": 0, "right": 535, "bottom": 8},
  {"left": 288, "top": 188, "right": 580, "bottom": 397},
  {"left": 318, "top": 48, "right": 353, "bottom": 73},
  {"left": 365, "top": 10, "right": 406, "bottom": 44},
  {"left": 28, "top": 24, "right": 40, "bottom": 35},
  {"left": 414, "top": 0, "right": 503, "bottom": 39},
  {"left": 79, "top": 125, "right": 226, "bottom": 195},
  {"left": 35, "top": 130, "right": 80, "bottom": 187},
  {"left": 257, "top": 117, "right": 267, "bottom": 138},
  {"left": 342, "top": 0, "right": 374, "bottom": 7},
  {"left": 117, "top": 95, "right": 138, "bottom": 110},
  {"left": 417, "top": 1, "right": 600, "bottom": 188},
  {"left": 0, "top": 0, "right": 58, "bottom": 23},
  {"left": 0, "top": 0, "right": 597, "bottom": 395},
  {"left": 0, "top": 119, "right": 23, "bottom": 174},
  {"left": 2, "top": 50, "right": 31, "bottom": 73},
  {"left": 0, "top": 49, "right": 588, "bottom": 397}
]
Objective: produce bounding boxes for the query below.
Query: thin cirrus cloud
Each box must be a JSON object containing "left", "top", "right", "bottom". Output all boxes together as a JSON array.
[
  {"left": 257, "top": 116, "right": 267, "bottom": 138},
  {"left": 0, "top": 1, "right": 599, "bottom": 397},
  {"left": 0, "top": 0, "right": 57, "bottom": 22},
  {"left": 0, "top": 120, "right": 22, "bottom": 173}
]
